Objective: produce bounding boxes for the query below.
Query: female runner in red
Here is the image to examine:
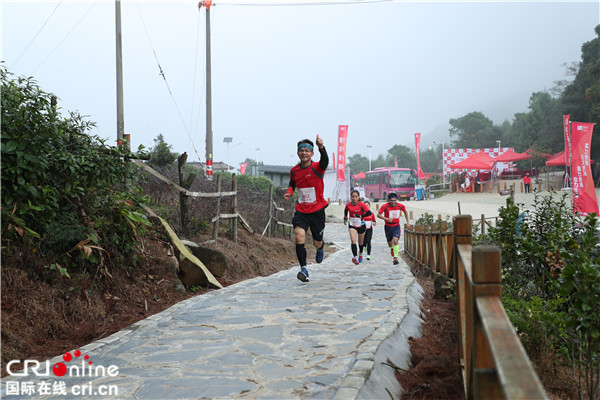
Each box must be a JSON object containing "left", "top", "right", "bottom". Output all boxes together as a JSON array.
[
  {"left": 362, "top": 201, "right": 377, "bottom": 260},
  {"left": 343, "top": 190, "right": 373, "bottom": 264}
]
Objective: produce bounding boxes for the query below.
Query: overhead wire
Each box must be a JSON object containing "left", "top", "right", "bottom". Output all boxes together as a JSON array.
[
  {"left": 134, "top": 2, "right": 201, "bottom": 161},
  {"left": 11, "top": 1, "right": 63, "bottom": 70},
  {"left": 212, "top": 0, "right": 395, "bottom": 6},
  {"left": 31, "top": 2, "right": 97, "bottom": 75}
]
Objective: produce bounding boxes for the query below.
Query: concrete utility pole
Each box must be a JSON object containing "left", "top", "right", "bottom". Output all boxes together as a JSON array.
[
  {"left": 115, "top": 0, "right": 124, "bottom": 143},
  {"left": 199, "top": 0, "right": 213, "bottom": 180}
]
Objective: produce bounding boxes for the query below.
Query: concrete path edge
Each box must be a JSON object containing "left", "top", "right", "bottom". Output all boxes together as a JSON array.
[{"left": 334, "top": 275, "right": 425, "bottom": 400}]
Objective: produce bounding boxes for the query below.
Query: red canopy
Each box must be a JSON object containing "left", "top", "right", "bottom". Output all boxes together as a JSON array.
[
  {"left": 354, "top": 171, "right": 366, "bottom": 179},
  {"left": 494, "top": 148, "right": 531, "bottom": 162},
  {"left": 546, "top": 151, "right": 566, "bottom": 166},
  {"left": 450, "top": 153, "right": 496, "bottom": 170},
  {"left": 474, "top": 151, "right": 496, "bottom": 164},
  {"left": 546, "top": 150, "right": 595, "bottom": 166}
]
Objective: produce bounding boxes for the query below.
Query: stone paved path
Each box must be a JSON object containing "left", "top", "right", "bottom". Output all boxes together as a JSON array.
[{"left": 2, "top": 221, "right": 424, "bottom": 400}]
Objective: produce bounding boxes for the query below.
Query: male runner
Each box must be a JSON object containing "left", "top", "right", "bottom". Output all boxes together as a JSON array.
[
  {"left": 284, "top": 135, "right": 328, "bottom": 282},
  {"left": 377, "top": 192, "right": 410, "bottom": 265}
]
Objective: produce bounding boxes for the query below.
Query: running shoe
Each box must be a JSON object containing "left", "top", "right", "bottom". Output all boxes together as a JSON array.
[
  {"left": 352, "top": 257, "right": 359, "bottom": 265},
  {"left": 297, "top": 266, "right": 309, "bottom": 282},
  {"left": 393, "top": 257, "right": 399, "bottom": 265},
  {"left": 367, "top": 255, "right": 371, "bottom": 260},
  {"left": 358, "top": 255, "right": 363, "bottom": 263},
  {"left": 316, "top": 246, "right": 324, "bottom": 263}
]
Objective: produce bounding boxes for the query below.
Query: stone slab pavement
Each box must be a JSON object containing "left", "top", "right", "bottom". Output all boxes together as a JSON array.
[{"left": 2, "top": 220, "right": 424, "bottom": 400}]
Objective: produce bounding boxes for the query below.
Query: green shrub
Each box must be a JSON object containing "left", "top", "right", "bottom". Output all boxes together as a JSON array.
[{"left": 1, "top": 67, "right": 148, "bottom": 273}]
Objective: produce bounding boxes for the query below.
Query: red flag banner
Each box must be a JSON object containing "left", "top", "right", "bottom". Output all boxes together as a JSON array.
[
  {"left": 240, "top": 163, "right": 247, "bottom": 175},
  {"left": 414, "top": 133, "right": 426, "bottom": 180},
  {"left": 337, "top": 125, "right": 348, "bottom": 181},
  {"left": 332, "top": 152, "right": 336, "bottom": 170},
  {"left": 394, "top": 158, "right": 398, "bottom": 168},
  {"left": 570, "top": 121, "right": 598, "bottom": 216}
]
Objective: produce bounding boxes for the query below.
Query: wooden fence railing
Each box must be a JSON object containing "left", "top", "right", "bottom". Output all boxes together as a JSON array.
[
  {"left": 404, "top": 215, "right": 548, "bottom": 400},
  {"left": 133, "top": 160, "right": 252, "bottom": 243}
]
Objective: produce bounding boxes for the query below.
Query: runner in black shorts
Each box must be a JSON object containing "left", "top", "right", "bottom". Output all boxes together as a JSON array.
[
  {"left": 362, "top": 201, "right": 376, "bottom": 260},
  {"left": 284, "top": 135, "right": 328, "bottom": 282},
  {"left": 343, "top": 190, "right": 373, "bottom": 264},
  {"left": 377, "top": 192, "right": 410, "bottom": 265}
]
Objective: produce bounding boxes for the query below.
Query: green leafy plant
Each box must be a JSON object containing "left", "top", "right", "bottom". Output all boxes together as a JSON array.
[
  {"left": 1, "top": 67, "right": 149, "bottom": 274},
  {"left": 557, "top": 214, "right": 600, "bottom": 400}
]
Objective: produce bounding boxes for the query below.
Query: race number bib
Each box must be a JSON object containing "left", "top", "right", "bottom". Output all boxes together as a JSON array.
[
  {"left": 389, "top": 210, "right": 400, "bottom": 221},
  {"left": 364, "top": 220, "right": 372, "bottom": 229},
  {"left": 297, "top": 187, "right": 316, "bottom": 204},
  {"left": 349, "top": 217, "right": 362, "bottom": 227}
]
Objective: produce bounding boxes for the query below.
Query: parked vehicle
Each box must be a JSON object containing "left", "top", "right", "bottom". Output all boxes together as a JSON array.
[{"left": 364, "top": 167, "right": 417, "bottom": 201}]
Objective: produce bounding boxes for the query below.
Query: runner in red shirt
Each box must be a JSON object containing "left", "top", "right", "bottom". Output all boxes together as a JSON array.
[
  {"left": 344, "top": 190, "right": 373, "bottom": 264},
  {"left": 362, "top": 201, "right": 377, "bottom": 260},
  {"left": 377, "top": 192, "right": 410, "bottom": 265},
  {"left": 284, "top": 135, "right": 328, "bottom": 283}
]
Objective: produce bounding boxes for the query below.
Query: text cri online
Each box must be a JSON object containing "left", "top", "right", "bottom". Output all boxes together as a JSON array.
[{"left": 4, "top": 381, "right": 119, "bottom": 396}]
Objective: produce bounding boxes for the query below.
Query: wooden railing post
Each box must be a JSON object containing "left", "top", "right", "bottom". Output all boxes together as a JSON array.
[
  {"left": 453, "top": 214, "right": 472, "bottom": 394},
  {"left": 471, "top": 246, "right": 503, "bottom": 398},
  {"left": 232, "top": 173, "right": 238, "bottom": 243},
  {"left": 268, "top": 184, "right": 274, "bottom": 238},
  {"left": 212, "top": 174, "right": 222, "bottom": 243}
]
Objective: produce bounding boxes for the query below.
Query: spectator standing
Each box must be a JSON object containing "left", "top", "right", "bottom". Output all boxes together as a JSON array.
[{"left": 523, "top": 173, "right": 531, "bottom": 193}]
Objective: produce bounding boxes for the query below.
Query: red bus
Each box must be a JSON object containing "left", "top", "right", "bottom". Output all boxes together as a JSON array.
[{"left": 364, "top": 167, "right": 417, "bottom": 201}]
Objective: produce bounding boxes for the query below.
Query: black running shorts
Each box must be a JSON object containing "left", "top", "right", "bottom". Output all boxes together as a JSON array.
[
  {"left": 292, "top": 208, "right": 326, "bottom": 242},
  {"left": 349, "top": 224, "right": 366, "bottom": 234}
]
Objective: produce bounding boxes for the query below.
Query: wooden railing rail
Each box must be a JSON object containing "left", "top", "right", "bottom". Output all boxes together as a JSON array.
[
  {"left": 261, "top": 184, "right": 294, "bottom": 240},
  {"left": 404, "top": 215, "right": 548, "bottom": 400},
  {"left": 133, "top": 160, "right": 252, "bottom": 243}
]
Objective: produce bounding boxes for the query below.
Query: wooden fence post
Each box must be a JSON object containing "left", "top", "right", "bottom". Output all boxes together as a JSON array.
[
  {"left": 268, "top": 184, "right": 274, "bottom": 238},
  {"left": 471, "top": 246, "right": 503, "bottom": 398},
  {"left": 453, "top": 214, "right": 473, "bottom": 396},
  {"left": 213, "top": 174, "right": 222, "bottom": 243},
  {"left": 232, "top": 173, "right": 238, "bottom": 243},
  {"left": 178, "top": 152, "right": 196, "bottom": 238}
]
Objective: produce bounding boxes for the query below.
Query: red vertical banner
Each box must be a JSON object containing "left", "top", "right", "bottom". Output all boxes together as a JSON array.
[
  {"left": 332, "top": 152, "right": 336, "bottom": 170},
  {"left": 414, "top": 133, "right": 426, "bottom": 180},
  {"left": 394, "top": 158, "right": 398, "bottom": 168},
  {"left": 570, "top": 121, "right": 598, "bottom": 216},
  {"left": 240, "top": 163, "right": 247, "bottom": 175},
  {"left": 337, "top": 125, "right": 348, "bottom": 181}
]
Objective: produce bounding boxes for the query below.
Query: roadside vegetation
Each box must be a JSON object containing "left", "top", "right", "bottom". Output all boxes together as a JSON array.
[{"left": 475, "top": 193, "right": 599, "bottom": 399}]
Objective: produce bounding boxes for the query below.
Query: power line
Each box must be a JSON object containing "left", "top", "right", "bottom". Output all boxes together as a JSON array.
[
  {"left": 135, "top": 3, "right": 204, "bottom": 163},
  {"left": 213, "top": 0, "right": 394, "bottom": 5},
  {"left": 11, "top": 1, "right": 62, "bottom": 70},
  {"left": 31, "top": 2, "right": 97, "bottom": 75}
]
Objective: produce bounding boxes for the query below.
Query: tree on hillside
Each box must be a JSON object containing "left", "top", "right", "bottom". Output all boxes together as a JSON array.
[
  {"left": 148, "top": 134, "right": 178, "bottom": 168},
  {"left": 386, "top": 144, "right": 416, "bottom": 169},
  {"left": 448, "top": 112, "right": 497, "bottom": 148},
  {"left": 347, "top": 153, "right": 369, "bottom": 175},
  {"left": 560, "top": 24, "right": 600, "bottom": 160},
  {"left": 513, "top": 91, "right": 562, "bottom": 154}
]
